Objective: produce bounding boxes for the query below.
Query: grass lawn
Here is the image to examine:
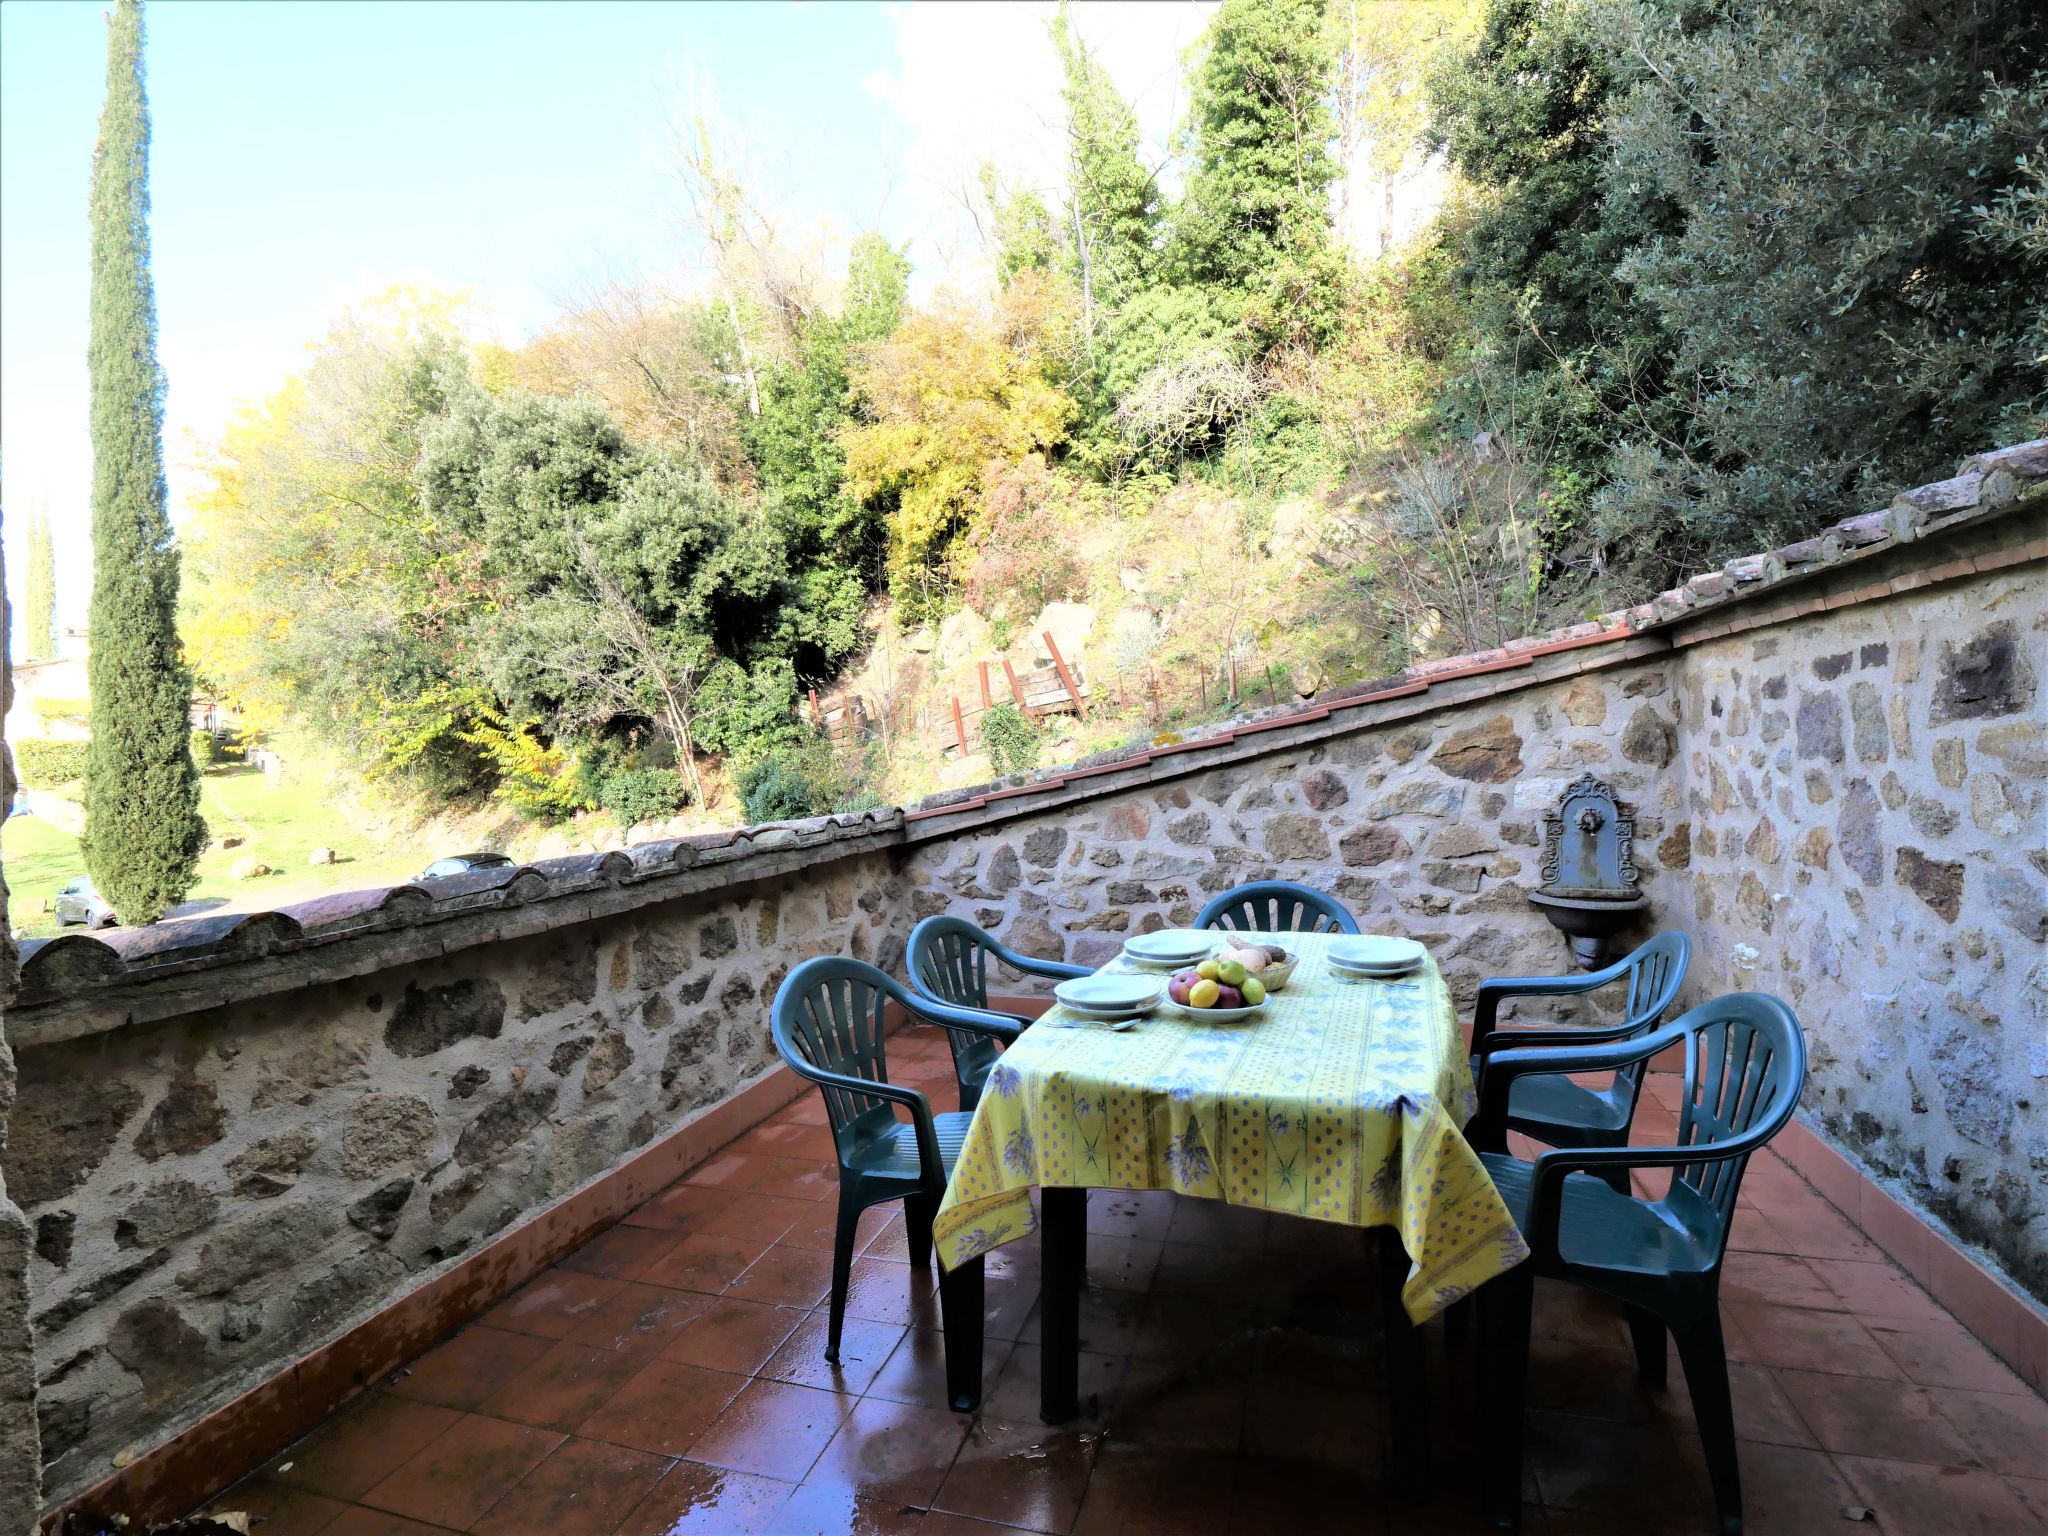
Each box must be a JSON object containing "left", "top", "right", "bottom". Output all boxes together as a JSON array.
[{"left": 7, "top": 761, "right": 428, "bottom": 939}]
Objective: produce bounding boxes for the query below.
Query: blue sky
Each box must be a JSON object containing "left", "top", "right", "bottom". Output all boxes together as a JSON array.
[{"left": 0, "top": 1, "right": 1214, "bottom": 645}]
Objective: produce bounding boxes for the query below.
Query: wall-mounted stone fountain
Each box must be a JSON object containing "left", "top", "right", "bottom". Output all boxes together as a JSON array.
[{"left": 1528, "top": 773, "right": 1648, "bottom": 968}]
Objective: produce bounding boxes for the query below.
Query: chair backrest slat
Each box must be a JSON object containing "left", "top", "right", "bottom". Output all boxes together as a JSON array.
[
  {"left": 1196, "top": 880, "right": 1360, "bottom": 937},
  {"left": 773, "top": 958, "right": 899, "bottom": 1135},
  {"left": 1578, "top": 931, "right": 1691, "bottom": 1103},
  {"left": 906, "top": 916, "right": 1007, "bottom": 1066},
  {"left": 1664, "top": 996, "right": 1805, "bottom": 1236}
]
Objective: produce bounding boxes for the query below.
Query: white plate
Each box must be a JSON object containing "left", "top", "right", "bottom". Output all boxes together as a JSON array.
[
  {"left": 1121, "top": 929, "right": 1216, "bottom": 965},
  {"left": 1056, "top": 975, "right": 1166, "bottom": 1012},
  {"left": 1327, "top": 958, "right": 1425, "bottom": 978},
  {"left": 1164, "top": 998, "right": 1267, "bottom": 1024},
  {"left": 1329, "top": 936, "right": 1426, "bottom": 971}
]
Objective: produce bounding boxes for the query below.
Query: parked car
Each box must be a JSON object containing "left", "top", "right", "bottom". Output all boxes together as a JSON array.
[
  {"left": 412, "top": 851, "right": 514, "bottom": 883},
  {"left": 53, "top": 878, "right": 118, "bottom": 930}
]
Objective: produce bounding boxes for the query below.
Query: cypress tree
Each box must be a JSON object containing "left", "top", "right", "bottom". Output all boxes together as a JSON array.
[
  {"left": 1172, "top": 0, "right": 1339, "bottom": 298},
  {"left": 23, "top": 510, "right": 56, "bottom": 661},
  {"left": 83, "top": 0, "right": 204, "bottom": 924},
  {"left": 1052, "top": 7, "right": 1158, "bottom": 314}
]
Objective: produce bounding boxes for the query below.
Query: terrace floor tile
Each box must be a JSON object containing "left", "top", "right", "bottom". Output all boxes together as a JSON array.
[{"left": 189, "top": 1038, "right": 2047, "bottom": 1536}]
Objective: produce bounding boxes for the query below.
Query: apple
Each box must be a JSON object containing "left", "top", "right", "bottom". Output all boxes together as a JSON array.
[
  {"left": 1216, "top": 958, "right": 1247, "bottom": 988},
  {"left": 1214, "top": 984, "right": 1243, "bottom": 1009},
  {"left": 1241, "top": 976, "right": 1266, "bottom": 1006},
  {"left": 1168, "top": 970, "right": 1195, "bottom": 1005}
]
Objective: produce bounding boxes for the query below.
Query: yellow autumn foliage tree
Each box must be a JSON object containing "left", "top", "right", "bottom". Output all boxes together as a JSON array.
[{"left": 841, "top": 275, "right": 1077, "bottom": 620}]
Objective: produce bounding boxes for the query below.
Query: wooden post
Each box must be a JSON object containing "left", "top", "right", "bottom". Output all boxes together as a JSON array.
[
  {"left": 1001, "top": 657, "right": 1029, "bottom": 711},
  {"left": 952, "top": 696, "right": 968, "bottom": 754},
  {"left": 808, "top": 687, "right": 823, "bottom": 727},
  {"left": 978, "top": 661, "right": 992, "bottom": 708},
  {"left": 1042, "top": 631, "right": 1083, "bottom": 713}
]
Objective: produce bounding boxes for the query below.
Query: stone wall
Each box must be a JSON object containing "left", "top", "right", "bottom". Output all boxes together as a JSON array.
[
  {"left": 903, "top": 518, "right": 2046, "bottom": 1305},
  {"left": 902, "top": 664, "right": 1687, "bottom": 1025},
  {"left": 3, "top": 529, "right": 47, "bottom": 1525},
  {"left": 1672, "top": 564, "right": 2046, "bottom": 1298},
  {"left": 6, "top": 850, "right": 898, "bottom": 1507}
]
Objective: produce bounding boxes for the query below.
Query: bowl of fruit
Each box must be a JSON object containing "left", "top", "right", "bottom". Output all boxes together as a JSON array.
[
  {"left": 1166, "top": 952, "right": 1273, "bottom": 1022},
  {"left": 1215, "top": 939, "right": 1296, "bottom": 991}
]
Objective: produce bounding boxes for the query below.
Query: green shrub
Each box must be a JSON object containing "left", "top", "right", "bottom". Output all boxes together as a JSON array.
[
  {"left": 737, "top": 738, "right": 880, "bottom": 825},
  {"left": 15, "top": 739, "right": 90, "bottom": 789},
  {"left": 597, "top": 767, "right": 688, "bottom": 830},
  {"left": 981, "top": 703, "right": 1042, "bottom": 776},
  {"left": 189, "top": 729, "right": 218, "bottom": 767},
  {"left": 738, "top": 753, "right": 829, "bottom": 824}
]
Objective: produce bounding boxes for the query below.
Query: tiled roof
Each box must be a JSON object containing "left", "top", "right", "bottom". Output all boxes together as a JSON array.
[
  {"left": 10, "top": 440, "right": 2043, "bottom": 1013},
  {"left": 10, "top": 810, "right": 904, "bottom": 1010}
]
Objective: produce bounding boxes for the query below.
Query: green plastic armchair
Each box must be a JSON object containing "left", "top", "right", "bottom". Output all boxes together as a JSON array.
[
  {"left": 1469, "top": 931, "right": 1690, "bottom": 1187},
  {"left": 771, "top": 956, "right": 1016, "bottom": 1382},
  {"left": 1470, "top": 992, "right": 1807, "bottom": 1536},
  {"left": 905, "top": 915, "right": 1087, "bottom": 1111},
  {"left": 1195, "top": 879, "right": 1360, "bottom": 936}
]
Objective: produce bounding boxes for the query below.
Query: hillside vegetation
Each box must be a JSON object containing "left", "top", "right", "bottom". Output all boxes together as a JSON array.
[{"left": 184, "top": 0, "right": 2047, "bottom": 832}]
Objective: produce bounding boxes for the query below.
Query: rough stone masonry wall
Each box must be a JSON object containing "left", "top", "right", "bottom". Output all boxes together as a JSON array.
[
  {"left": 1672, "top": 563, "right": 2047, "bottom": 1298},
  {"left": 903, "top": 660, "right": 1690, "bottom": 1026},
  {"left": 2, "top": 531, "right": 46, "bottom": 1523},
  {"left": 7, "top": 851, "right": 899, "bottom": 1508},
  {"left": 905, "top": 553, "right": 2047, "bottom": 1303}
]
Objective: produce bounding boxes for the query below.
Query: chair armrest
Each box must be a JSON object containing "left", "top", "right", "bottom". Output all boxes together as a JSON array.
[
  {"left": 988, "top": 939, "right": 1091, "bottom": 983},
  {"left": 1471, "top": 951, "right": 1636, "bottom": 1050},
  {"left": 1011, "top": 956, "right": 1092, "bottom": 982},
  {"left": 1471, "top": 1018, "right": 1652, "bottom": 1059},
  {"left": 780, "top": 1056, "right": 949, "bottom": 1183},
  {"left": 1518, "top": 1126, "right": 1780, "bottom": 1265},
  {"left": 1472, "top": 1023, "right": 1689, "bottom": 1148},
  {"left": 903, "top": 993, "right": 1024, "bottom": 1045}
]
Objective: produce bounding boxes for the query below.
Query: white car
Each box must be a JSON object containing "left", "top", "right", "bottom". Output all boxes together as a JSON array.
[{"left": 53, "top": 878, "right": 118, "bottom": 930}]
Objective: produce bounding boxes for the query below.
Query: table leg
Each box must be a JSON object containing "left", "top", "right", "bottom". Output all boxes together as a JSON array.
[
  {"left": 1379, "top": 1227, "right": 1431, "bottom": 1501},
  {"left": 1039, "top": 1186, "right": 1087, "bottom": 1423},
  {"left": 938, "top": 1252, "right": 985, "bottom": 1413}
]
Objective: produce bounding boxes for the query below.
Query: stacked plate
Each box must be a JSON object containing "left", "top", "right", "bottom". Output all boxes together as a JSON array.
[
  {"left": 1119, "top": 929, "right": 1217, "bottom": 969},
  {"left": 1052, "top": 973, "right": 1164, "bottom": 1025},
  {"left": 1328, "top": 935, "right": 1426, "bottom": 979}
]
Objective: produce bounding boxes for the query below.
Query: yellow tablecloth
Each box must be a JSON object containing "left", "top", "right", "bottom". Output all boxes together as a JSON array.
[{"left": 932, "top": 931, "right": 1530, "bottom": 1321}]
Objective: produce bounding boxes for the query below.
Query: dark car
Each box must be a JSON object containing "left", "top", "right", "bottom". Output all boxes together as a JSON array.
[
  {"left": 53, "top": 878, "right": 118, "bottom": 930},
  {"left": 412, "top": 851, "right": 515, "bottom": 884}
]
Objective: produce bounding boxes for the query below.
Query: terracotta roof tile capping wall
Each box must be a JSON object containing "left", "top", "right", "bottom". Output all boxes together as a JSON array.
[{"left": 12, "top": 438, "right": 2043, "bottom": 1012}]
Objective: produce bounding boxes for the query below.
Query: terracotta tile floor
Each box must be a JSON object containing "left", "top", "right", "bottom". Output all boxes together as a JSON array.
[{"left": 206, "top": 1029, "right": 2048, "bottom": 1535}]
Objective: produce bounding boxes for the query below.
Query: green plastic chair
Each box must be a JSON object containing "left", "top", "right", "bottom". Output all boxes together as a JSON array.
[
  {"left": 770, "top": 956, "right": 1016, "bottom": 1367},
  {"left": 1469, "top": 992, "right": 1807, "bottom": 1536},
  {"left": 1195, "top": 879, "right": 1360, "bottom": 935},
  {"left": 905, "top": 915, "right": 1087, "bottom": 1112},
  {"left": 1468, "top": 932, "right": 1691, "bottom": 1188}
]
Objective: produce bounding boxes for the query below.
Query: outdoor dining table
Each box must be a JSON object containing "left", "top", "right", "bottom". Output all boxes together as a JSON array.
[{"left": 930, "top": 929, "right": 1531, "bottom": 1474}]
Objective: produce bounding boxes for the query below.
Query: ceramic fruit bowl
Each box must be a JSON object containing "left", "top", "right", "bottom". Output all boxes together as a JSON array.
[{"left": 1164, "top": 995, "right": 1268, "bottom": 1024}]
